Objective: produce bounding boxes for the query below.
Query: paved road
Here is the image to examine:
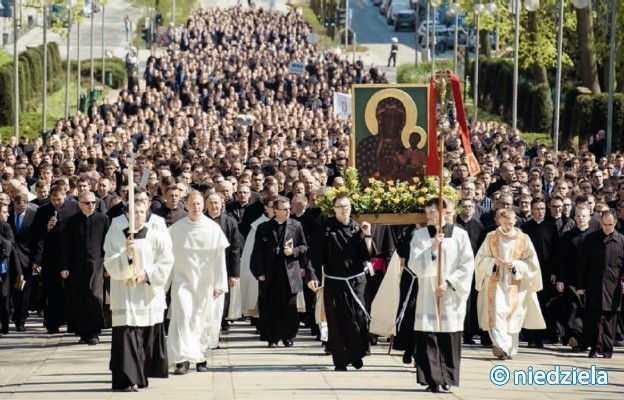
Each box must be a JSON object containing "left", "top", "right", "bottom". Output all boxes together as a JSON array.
[
  {"left": 1, "top": 316, "right": 623, "bottom": 399},
  {"left": 350, "top": 0, "right": 419, "bottom": 49}
]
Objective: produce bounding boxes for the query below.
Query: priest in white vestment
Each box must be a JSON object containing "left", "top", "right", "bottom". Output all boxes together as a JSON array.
[
  {"left": 166, "top": 191, "right": 230, "bottom": 375},
  {"left": 104, "top": 198, "right": 174, "bottom": 392},
  {"left": 408, "top": 198, "right": 474, "bottom": 393},
  {"left": 475, "top": 209, "right": 545, "bottom": 360}
]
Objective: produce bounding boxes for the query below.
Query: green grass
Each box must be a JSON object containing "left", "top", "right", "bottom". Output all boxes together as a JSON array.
[{"left": 0, "top": 50, "right": 12, "bottom": 67}]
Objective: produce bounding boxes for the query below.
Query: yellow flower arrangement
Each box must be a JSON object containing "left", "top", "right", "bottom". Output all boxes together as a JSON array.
[{"left": 317, "top": 167, "right": 459, "bottom": 217}]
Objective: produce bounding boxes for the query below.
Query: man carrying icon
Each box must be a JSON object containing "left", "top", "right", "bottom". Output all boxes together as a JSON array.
[{"left": 308, "top": 193, "right": 375, "bottom": 371}]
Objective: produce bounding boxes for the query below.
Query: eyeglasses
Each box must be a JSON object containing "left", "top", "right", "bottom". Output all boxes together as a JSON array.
[{"left": 81, "top": 201, "right": 97, "bottom": 205}]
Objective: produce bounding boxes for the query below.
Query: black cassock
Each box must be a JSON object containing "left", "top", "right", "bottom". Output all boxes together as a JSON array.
[
  {"left": 577, "top": 230, "right": 624, "bottom": 354},
  {"left": 61, "top": 212, "right": 110, "bottom": 340},
  {"left": 558, "top": 226, "right": 596, "bottom": 345},
  {"left": 251, "top": 219, "right": 308, "bottom": 344},
  {"left": 310, "top": 217, "right": 375, "bottom": 368},
  {"left": 31, "top": 200, "right": 80, "bottom": 332}
]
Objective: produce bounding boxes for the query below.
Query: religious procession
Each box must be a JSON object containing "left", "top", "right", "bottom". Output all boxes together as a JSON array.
[{"left": 0, "top": 0, "right": 623, "bottom": 399}]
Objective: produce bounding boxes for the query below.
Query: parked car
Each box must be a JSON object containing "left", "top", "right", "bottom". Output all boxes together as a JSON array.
[
  {"left": 386, "top": 2, "right": 411, "bottom": 25},
  {"left": 394, "top": 10, "right": 416, "bottom": 31},
  {"left": 417, "top": 23, "right": 447, "bottom": 46},
  {"left": 435, "top": 28, "right": 468, "bottom": 52}
]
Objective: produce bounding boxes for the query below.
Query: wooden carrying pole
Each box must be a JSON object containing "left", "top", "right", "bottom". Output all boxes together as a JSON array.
[
  {"left": 434, "top": 73, "right": 449, "bottom": 330},
  {"left": 126, "top": 154, "right": 137, "bottom": 286}
]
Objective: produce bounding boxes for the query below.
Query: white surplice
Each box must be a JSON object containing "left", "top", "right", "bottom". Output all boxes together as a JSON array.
[
  {"left": 239, "top": 215, "right": 268, "bottom": 317},
  {"left": 408, "top": 225, "right": 474, "bottom": 332},
  {"left": 166, "top": 216, "right": 230, "bottom": 364},
  {"left": 475, "top": 227, "right": 546, "bottom": 356},
  {"left": 103, "top": 224, "right": 174, "bottom": 327}
]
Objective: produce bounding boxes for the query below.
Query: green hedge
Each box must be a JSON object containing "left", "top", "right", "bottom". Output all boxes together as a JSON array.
[
  {"left": 563, "top": 93, "right": 624, "bottom": 152},
  {"left": 0, "top": 42, "right": 121, "bottom": 126},
  {"left": 467, "top": 58, "right": 552, "bottom": 133},
  {"left": 77, "top": 58, "right": 127, "bottom": 89},
  {"left": 0, "top": 42, "right": 64, "bottom": 125}
]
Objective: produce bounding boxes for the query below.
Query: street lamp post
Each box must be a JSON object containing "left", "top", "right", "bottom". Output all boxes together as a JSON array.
[
  {"left": 90, "top": 3, "right": 95, "bottom": 92},
  {"left": 473, "top": 3, "right": 484, "bottom": 123},
  {"left": 13, "top": 2, "right": 18, "bottom": 140},
  {"left": 64, "top": 1, "right": 75, "bottom": 119},
  {"left": 605, "top": 0, "right": 616, "bottom": 155},
  {"left": 101, "top": 4, "right": 105, "bottom": 87},
  {"left": 430, "top": 0, "right": 442, "bottom": 76},
  {"left": 76, "top": 16, "right": 81, "bottom": 110},
  {"left": 42, "top": 3, "right": 48, "bottom": 136},
  {"left": 448, "top": 2, "right": 462, "bottom": 75}
]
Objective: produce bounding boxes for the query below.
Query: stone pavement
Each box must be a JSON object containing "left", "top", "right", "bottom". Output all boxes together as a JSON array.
[{"left": 0, "top": 316, "right": 623, "bottom": 400}]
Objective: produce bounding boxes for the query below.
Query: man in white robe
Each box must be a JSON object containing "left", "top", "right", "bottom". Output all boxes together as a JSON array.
[
  {"left": 104, "top": 198, "right": 174, "bottom": 392},
  {"left": 475, "top": 209, "right": 546, "bottom": 360},
  {"left": 166, "top": 191, "right": 230, "bottom": 375},
  {"left": 408, "top": 198, "right": 474, "bottom": 393}
]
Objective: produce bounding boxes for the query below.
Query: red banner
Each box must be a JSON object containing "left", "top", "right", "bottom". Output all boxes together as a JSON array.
[{"left": 425, "top": 71, "right": 480, "bottom": 176}]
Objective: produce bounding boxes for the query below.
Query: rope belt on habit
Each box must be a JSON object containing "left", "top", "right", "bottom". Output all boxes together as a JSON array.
[
  {"left": 396, "top": 267, "right": 417, "bottom": 330},
  {"left": 324, "top": 272, "right": 370, "bottom": 320}
]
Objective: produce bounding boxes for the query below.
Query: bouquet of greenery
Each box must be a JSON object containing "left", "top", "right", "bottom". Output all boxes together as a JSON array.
[{"left": 317, "top": 167, "right": 460, "bottom": 217}]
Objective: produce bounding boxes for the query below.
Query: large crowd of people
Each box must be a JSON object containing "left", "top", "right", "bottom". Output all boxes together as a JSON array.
[{"left": 0, "top": 5, "right": 623, "bottom": 394}]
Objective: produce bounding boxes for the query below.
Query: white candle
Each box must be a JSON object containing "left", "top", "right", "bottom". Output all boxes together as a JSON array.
[{"left": 127, "top": 156, "right": 135, "bottom": 234}]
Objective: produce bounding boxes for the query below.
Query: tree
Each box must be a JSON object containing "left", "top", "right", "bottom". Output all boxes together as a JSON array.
[{"left": 576, "top": 4, "right": 601, "bottom": 93}]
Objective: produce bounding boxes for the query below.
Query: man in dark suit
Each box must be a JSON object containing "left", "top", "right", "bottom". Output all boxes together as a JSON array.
[
  {"left": 8, "top": 193, "right": 37, "bottom": 332},
  {"left": 251, "top": 196, "right": 308, "bottom": 348},
  {"left": 205, "top": 192, "right": 242, "bottom": 331},
  {"left": 577, "top": 210, "right": 624, "bottom": 358},
  {"left": 455, "top": 197, "right": 486, "bottom": 345},
  {"left": 61, "top": 191, "right": 110, "bottom": 345},
  {"left": 31, "top": 184, "right": 80, "bottom": 334},
  {"left": 0, "top": 203, "right": 16, "bottom": 334},
  {"left": 521, "top": 198, "right": 560, "bottom": 347}
]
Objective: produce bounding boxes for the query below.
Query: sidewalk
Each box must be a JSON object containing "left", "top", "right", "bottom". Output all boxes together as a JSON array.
[{"left": 0, "top": 316, "right": 623, "bottom": 399}]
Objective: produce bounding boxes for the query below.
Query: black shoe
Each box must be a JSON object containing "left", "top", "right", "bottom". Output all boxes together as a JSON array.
[
  {"left": 426, "top": 385, "right": 440, "bottom": 392},
  {"left": 221, "top": 325, "right": 230, "bottom": 332},
  {"left": 196, "top": 362, "right": 209, "bottom": 372},
  {"left": 334, "top": 366, "right": 347, "bottom": 371},
  {"left": 588, "top": 350, "right": 598, "bottom": 358},
  {"left": 602, "top": 352, "right": 613, "bottom": 359},
  {"left": 282, "top": 339, "right": 293, "bottom": 347},
  {"left": 15, "top": 324, "right": 25, "bottom": 332},
  {"left": 78, "top": 337, "right": 88, "bottom": 344},
  {"left": 268, "top": 342, "right": 278, "bottom": 348},
  {"left": 534, "top": 340, "right": 544, "bottom": 348},
  {"left": 402, "top": 351, "right": 412, "bottom": 364},
  {"left": 0, "top": 327, "right": 8, "bottom": 335},
  {"left": 527, "top": 341, "right": 536, "bottom": 348},
  {"left": 113, "top": 385, "right": 138, "bottom": 392},
  {"left": 174, "top": 361, "right": 190, "bottom": 375},
  {"left": 441, "top": 384, "right": 451, "bottom": 392},
  {"left": 352, "top": 359, "right": 363, "bottom": 369},
  {"left": 46, "top": 328, "right": 60, "bottom": 334},
  {"left": 464, "top": 337, "right": 476, "bottom": 345},
  {"left": 88, "top": 337, "right": 99, "bottom": 346}
]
